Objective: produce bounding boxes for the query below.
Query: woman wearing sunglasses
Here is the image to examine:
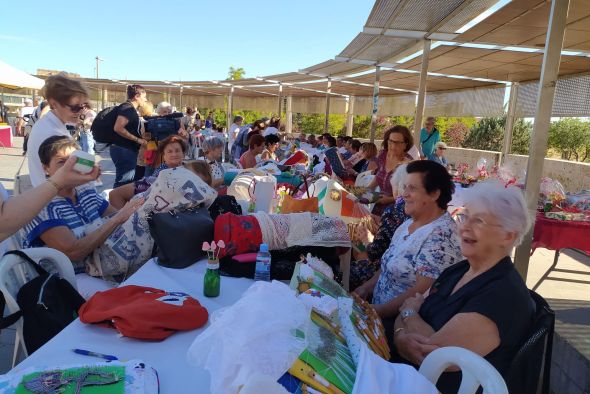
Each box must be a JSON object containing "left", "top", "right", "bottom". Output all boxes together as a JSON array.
[
  {"left": 431, "top": 141, "right": 449, "bottom": 169},
  {"left": 27, "top": 73, "right": 91, "bottom": 186}
]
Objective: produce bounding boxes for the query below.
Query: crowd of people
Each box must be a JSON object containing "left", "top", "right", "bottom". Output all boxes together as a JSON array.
[{"left": 0, "top": 73, "right": 537, "bottom": 393}]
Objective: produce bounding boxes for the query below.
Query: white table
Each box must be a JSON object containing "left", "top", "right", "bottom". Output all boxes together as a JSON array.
[{"left": 13, "top": 259, "right": 254, "bottom": 394}]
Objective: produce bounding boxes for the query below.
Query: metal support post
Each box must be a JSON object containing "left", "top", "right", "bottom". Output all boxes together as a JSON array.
[
  {"left": 413, "top": 39, "right": 431, "bottom": 153},
  {"left": 369, "top": 66, "right": 381, "bottom": 143},
  {"left": 324, "top": 78, "right": 332, "bottom": 134},
  {"left": 277, "top": 83, "right": 283, "bottom": 116},
  {"left": 286, "top": 95, "right": 293, "bottom": 135},
  {"left": 501, "top": 82, "right": 519, "bottom": 165},
  {"left": 514, "top": 0, "right": 570, "bottom": 280},
  {"left": 346, "top": 95, "right": 355, "bottom": 137}
]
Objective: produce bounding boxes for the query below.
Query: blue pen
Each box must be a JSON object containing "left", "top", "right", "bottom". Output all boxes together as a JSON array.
[{"left": 72, "top": 348, "right": 118, "bottom": 361}]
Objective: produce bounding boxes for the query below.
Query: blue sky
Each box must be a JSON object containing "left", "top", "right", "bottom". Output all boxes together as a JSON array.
[{"left": 1, "top": 0, "right": 374, "bottom": 81}]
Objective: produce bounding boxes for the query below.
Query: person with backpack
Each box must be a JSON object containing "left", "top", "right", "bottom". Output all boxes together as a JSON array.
[
  {"left": 110, "top": 85, "right": 149, "bottom": 188},
  {"left": 27, "top": 74, "right": 92, "bottom": 187}
]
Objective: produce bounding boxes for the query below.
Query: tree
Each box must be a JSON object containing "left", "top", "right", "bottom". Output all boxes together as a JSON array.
[
  {"left": 510, "top": 119, "right": 532, "bottom": 155},
  {"left": 443, "top": 122, "right": 470, "bottom": 147},
  {"left": 548, "top": 118, "right": 590, "bottom": 161},
  {"left": 227, "top": 67, "right": 245, "bottom": 80},
  {"left": 462, "top": 117, "right": 504, "bottom": 151}
]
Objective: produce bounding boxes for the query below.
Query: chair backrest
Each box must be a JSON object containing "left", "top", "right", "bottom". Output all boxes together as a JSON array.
[
  {"left": 0, "top": 248, "right": 77, "bottom": 312},
  {"left": 506, "top": 290, "right": 555, "bottom": 394},
  {"left": 419, "top": 346, "right": 508, "bottom": 394}
]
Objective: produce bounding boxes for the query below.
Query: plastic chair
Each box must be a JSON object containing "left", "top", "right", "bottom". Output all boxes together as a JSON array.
[
  {"left": 506, "top": 291, "right": 555, "bottom": 394},
  {"left": 0, "top": 248, "right": 77, "bottom": 366},
  {"left": 419, "top": 346, "right": 508, "bottom": 394}
]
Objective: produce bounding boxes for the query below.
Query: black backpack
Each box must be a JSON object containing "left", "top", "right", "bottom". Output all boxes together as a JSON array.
[
  {"left": 91, "top": 104, "right": 121, "bottom": 144},
  {"left": 0, "top": 250, "right": 85, "bottom": 354}
]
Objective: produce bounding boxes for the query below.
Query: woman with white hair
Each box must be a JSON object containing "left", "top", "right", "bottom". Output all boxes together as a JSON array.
[
  {"left": 392, "top": 180, "right": 534, "bottom": 393},
  {"left": 349, "top": 163, "right": 410, "bottom": 290},
  {"left": 201, "top": 136, "right": 225, "bottom": 189}
]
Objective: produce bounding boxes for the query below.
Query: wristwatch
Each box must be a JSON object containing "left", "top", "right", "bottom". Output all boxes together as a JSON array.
[{"left": 401, "top": 309, "right": 416, "bottom": 320}]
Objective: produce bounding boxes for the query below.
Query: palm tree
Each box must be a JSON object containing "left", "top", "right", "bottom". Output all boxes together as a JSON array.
[{"left": 227, "top": 66, "right": 246, "bottom": 80}]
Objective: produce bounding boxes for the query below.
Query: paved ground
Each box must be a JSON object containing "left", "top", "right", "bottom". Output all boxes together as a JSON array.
[{"left": 1, "top": 137, "right": 589, "bottom": 378}]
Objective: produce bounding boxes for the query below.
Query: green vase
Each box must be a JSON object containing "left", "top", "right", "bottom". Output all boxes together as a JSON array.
[{"left": 203, "top": 259, "right": 220, "bottom": 297}]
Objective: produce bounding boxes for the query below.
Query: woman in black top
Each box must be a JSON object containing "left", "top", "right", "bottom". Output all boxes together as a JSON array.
[{"left": 392, "top": 180, "right": 535, "bottom": 393}]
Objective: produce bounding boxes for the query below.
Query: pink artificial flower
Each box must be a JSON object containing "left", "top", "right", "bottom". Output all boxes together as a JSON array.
[
  {"left": 202, "top": 242, "right": 210, "bottom": 251},
  {"left": 217, "top": 240, "right": 226, "bottom": 249},
  {"left": 211, "top": 241, "right": 217, "bottom": 251}
]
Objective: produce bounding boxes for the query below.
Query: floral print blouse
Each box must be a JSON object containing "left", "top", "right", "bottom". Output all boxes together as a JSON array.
[{"left": 372, "top": 212, "right": 463, "bottom": 305}]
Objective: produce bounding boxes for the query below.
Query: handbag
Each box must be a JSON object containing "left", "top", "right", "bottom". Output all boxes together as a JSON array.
[
  {"left": 148, "top": 205, "right": 214, "bottom": 268},
  {"left": 281, "top": 195, "right": 318, "bottom": 214}
]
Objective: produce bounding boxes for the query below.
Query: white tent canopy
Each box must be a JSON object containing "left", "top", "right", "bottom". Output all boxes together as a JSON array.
[{"left": 0, "top": 60, "right": 45, "bottom": 90}]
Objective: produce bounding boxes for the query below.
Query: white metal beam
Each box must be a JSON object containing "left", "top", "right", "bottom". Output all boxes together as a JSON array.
[
  {"left": 324, "top": 78, "right": 332, "bottom": 133},
  {"left": 286, "top": 95, "right": 293, "bottom": 135},
  {"left": 346, "top": 95, "right": 354, "bottom": 137},
  {"left": 513, "top": 0, "right": 570, "bottom": 279}
]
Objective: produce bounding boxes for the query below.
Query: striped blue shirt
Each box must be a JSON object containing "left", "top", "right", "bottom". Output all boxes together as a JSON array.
[{"left": 23, "top": 184, "right": 109, "bottom": 273}]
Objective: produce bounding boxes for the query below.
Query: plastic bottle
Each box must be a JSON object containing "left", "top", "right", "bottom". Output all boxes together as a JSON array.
[{"left": 254, "top": 243, "right": 271, "bottom": 281}]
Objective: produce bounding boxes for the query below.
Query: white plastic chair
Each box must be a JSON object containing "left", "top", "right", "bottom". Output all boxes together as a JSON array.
[
  {"left": 0, "top": 248, "right": 77, "bottom": 367},
  {"left": 419, "top": 347, "right": 508, "bottom": 394}
]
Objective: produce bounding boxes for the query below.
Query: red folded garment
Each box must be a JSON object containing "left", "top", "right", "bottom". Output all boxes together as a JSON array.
[{"left": 79, "top": 285, "right": 208, "bottom": 340}]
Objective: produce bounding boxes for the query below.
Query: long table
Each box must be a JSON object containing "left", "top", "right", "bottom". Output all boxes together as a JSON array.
[{"left": 13, "top": 258, "right": 254, "bottom": 393}]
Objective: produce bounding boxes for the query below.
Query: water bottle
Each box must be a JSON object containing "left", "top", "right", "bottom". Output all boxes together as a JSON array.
[{"left": 254, "top": 243, "right": 271, "bottom": 281}]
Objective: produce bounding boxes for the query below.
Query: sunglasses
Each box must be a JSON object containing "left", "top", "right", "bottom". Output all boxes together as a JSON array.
[
  {"left": 438, "top": 147, "right": 447, "bottom": 150},
  {"left": 64, "top": 103, "right": 89, "bottom": 113}
]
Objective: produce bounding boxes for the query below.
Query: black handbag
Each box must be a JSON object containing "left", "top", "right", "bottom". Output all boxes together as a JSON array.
[{"left": 148, "top": 205, "right": 214, "bottom": 268}]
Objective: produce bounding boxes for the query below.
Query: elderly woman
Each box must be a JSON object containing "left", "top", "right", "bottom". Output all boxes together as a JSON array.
[
  {"left": 392, "top": 180, "right": 534, "bottom": 393},
  {"left": 350, "top": 164, "right": 410, "bottom": 290},
  {"left": 109, "top": 135, "right": 187, "bottom": 209},
  {"left": 368, "top": 126, "right": 413, "bottom": 215},
  {"left": 354, "top": 160, "right": 463, "bottom": 320},
  {"left": 201, "top": 136, "right": 225, "bottom": 189}
]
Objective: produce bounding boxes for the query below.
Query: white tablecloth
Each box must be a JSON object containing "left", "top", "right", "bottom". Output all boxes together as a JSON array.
[{"left": 14, "top": 258, "right": 254, "bottom": 394}]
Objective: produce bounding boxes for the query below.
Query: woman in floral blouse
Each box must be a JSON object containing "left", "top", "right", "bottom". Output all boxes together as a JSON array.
[
  {"left": 354, "top": 160, "right": 463, "bottom": 320},
  {"left": 349, "top": 164, "right": 410, "bottom": 291}
]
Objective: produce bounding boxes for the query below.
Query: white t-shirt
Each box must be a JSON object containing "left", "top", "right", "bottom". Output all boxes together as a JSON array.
[
  {"left": 228, "top": 123, "right": 240, "bottom": 148},
  {"left": 262, "top": 126, "right": 278, "bottom": 137},
  {"left": 27, "top": 111, "right": 71, "bottom": 187},
  {"left": 18, "top": 106, "right": 35, "bottom": 118}
]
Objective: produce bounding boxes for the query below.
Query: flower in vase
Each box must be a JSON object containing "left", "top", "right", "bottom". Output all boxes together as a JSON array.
[{"left": 202, "top": 242, "right": 210, "bottom": 251}]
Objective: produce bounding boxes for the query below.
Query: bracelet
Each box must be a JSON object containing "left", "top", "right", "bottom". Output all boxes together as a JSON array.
[{"left": 46, "top": 179, "right": 63, "bottom": 192}]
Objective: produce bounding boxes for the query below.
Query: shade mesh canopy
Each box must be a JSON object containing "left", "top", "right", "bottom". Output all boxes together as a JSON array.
[
  {"left": 425, "top": 85, "right": 506, "bottom": 117},
  {"left": 515, "top": 73, "right": 590, "bottom": 117}
]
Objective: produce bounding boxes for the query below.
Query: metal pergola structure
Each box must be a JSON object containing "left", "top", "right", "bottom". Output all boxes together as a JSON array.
[{"left": 34, "top": 0, "right": 588, "bottom": 280}]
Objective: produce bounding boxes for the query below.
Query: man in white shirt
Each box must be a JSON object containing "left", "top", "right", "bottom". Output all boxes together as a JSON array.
[
  {"left": 228, "top": 115, "right": 243, "bottom": 151},
  {"left": 16, "top": 99, "right": 35, "bottom": 136}
]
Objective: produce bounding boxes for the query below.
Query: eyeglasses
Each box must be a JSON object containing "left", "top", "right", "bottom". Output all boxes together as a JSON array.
[
  {"left": 438, "top": 147, "right": 447, "bottom": 150},
  {"left": 388, "top": 139, "right": 407, "bottom": 145},
  {"left": 64, "top": 103, "right": 89, "bottom": 113},
  {"left": 455, "top": 213, "right": 502, "bottom": 229}
]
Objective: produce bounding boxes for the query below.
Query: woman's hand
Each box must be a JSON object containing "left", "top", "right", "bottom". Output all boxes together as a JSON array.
[
  {"left": 396, "top": 332, "right": 438, "bottom": 365},
  {"left": 400, "top": 293, "right": 425, "bottom": 314},
  {"left": 113, "top": 197, "right": 144, "bottom": 225},
  {"left": 353, "top": 282, "right": 373, "bottom": 301},
  {"left": 354, "top": 222, "right": 374, "bottom": 245},
  {"left": 50, "top": 156, "right": 100, "bottom": 189}
]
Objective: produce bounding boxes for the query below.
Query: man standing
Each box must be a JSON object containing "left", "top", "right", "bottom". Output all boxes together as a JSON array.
[
  {"left": 17, "top": 99, "right": 35, "bottom": 136},
  {"left": 111, "top": 84, "right": 148, "bottom": 188},
  {"left": 419, "top": 116, "right": 441, "bottom": 161},
  {"left": 228, "top": 115, "right": 243, "bottom": 152}
]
